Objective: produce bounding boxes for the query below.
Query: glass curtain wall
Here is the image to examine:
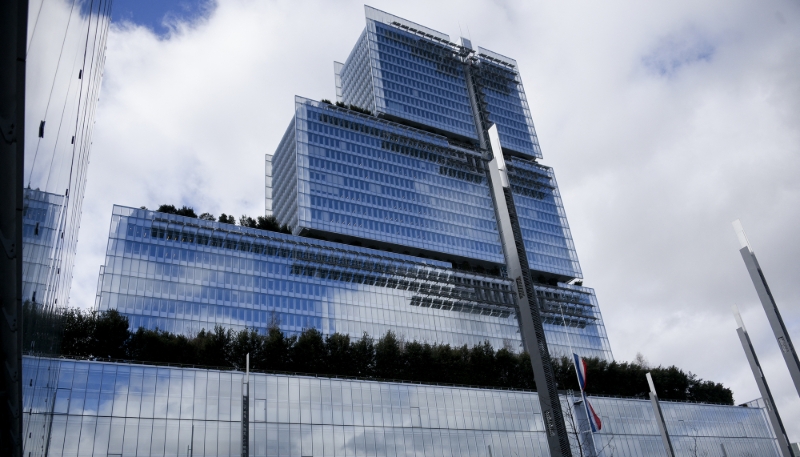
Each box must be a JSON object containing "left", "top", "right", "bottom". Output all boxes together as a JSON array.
[
  {"left": 26, "top": 357, "right": 780, "bottom": 457},
  {"left": 97, "top": 206, "right": 521, "bottom": 350},
  {"left": 506, "top": 158, "right": 582, "bottom": 280},
  {"left": 22, "top": 3, "right": 111, "bottom": 457},
  {"left": 24, "top": 0, "right": 111, "bottom": 310},
  {"left": 272, "top": 97, "right": 505, "bottom": 266}
]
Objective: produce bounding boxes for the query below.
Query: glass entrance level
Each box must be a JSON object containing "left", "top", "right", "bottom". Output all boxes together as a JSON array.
[
  {"left": 24, "top": 357, "right": 780, "bottom": 457},
  {"left": 97, "top": 205, "right": 520, "bottom": 351},
  {"left": 272, "top": 97, "right": 506, "bottom": 266}
]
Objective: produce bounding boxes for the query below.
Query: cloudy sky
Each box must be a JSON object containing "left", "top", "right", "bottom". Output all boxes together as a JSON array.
[{"left": 70, "top": 0, "right": 800, "bottom": 438}]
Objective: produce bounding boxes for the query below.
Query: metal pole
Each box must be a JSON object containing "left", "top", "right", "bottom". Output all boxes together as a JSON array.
[
  {"left": 189, "top": 424, "right": 193, "bottom": 457},
  {"left": 242, "top": 353, "right": 249, "bottom": 457},
  {"left": 1, "top": 0, "right": 28, "bottom": 456},
  {"left": 733, "top": 306, "right": 794, "bottom": 457},
  {"left": 483, "top": 125, "right": 572, "bottom": 457},
  {"left": 733, "top": 220, "right": 800, "bottom": 397},
  {"left": 646, "top": 373, "right": 675, "bottom": 457}
]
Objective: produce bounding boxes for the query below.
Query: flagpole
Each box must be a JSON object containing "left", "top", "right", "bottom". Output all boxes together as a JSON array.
[{"left": 558, "top": 303, "right": 601, "bottom": 457}]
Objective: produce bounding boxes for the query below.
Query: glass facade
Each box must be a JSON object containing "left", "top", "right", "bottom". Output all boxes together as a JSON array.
[
  {"left": 23, "top": 0, "right": 111, "bottom": 308},
  {"left": 535, "top": 283, "right": 612, "bottom": 360},
  {"left": 24, "top": 357, "right": 780, "bottom": 457},
  {"left": 96, "top": 206, "right": 521, "bottom": 351},
  {"left": 507, "top": 158, "right": 582, "bottom": 280},
  {"left": 272, "top": 97, "right": 505, "bottom": 266},
  {"left": 22, "top": 188, "right": 68, "bottom": 308},
  {"left": 340, "top": 7, "right": 479, "bottom": 142},
  {"left": 21, "top": 2, "right": 111, "bottom": 457},
  {"left": 21, "top": 5, "right": 783, "bottom": 456},
  {"left": 473, "top": 48, "right": 542, "bottom": 159}
]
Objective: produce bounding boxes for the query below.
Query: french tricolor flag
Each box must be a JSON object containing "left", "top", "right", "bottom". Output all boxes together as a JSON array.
[
  {"left": 583, "top": 392, "right": 603, "bottom": 432},
  {"left": 573, "top": 353, "right": 588, "bottom": 391},
  {"left": 573, "top": 353, "right": 602, "bottom": 431}
]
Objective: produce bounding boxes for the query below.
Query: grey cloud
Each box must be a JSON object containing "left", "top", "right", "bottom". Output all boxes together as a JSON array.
[{"left": 70, "top": 0, "right": 800, "bottom": 440}]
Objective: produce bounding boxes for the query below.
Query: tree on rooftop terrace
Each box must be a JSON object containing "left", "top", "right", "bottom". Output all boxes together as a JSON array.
[
  {"left": 326, "top": 333, "right": 354, "bottom": 376},
  {"left": 228, "top": 328, "right": 263, "bottom": 371},
  {"left": 157, "top": 204, "right": 197, "bottom": 218},
  {"left": 54, "top": 307, "right": 733, "bottom": 403},
  {"left": 126, "top": 327, "right": 195, "bottom": 365},
  {"left": 375, "top": 330, "right": 403, "bottom": 379},
  {"left": 218, "top": 213, "right": 236, "bottom": 225},
  {"left": 199, "top": 212, "right": 215, "bottom": 221},
  {"left": 257, "top": 326, "right": 293, "bottom": 372},
  {"left": 193, "top": 326, "right": 232, "bottom": 367},
  {"left": 60, "top": 308, "right": 128, "bottom": 359},
  {"left": 291, "top": 328, "right": 327, "bottom": 373},
  {"left": 351, "top": 332, "right": 376, "bottom": 377}
]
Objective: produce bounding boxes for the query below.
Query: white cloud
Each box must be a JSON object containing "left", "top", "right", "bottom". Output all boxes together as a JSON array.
[{"left": 71, "top": 0, "right": 800, "bottom": 439}]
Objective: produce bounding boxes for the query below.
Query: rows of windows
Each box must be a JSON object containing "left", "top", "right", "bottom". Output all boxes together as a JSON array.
[
  {"left": 108, "top": 208, "right": 615, "bottom": 357},
  {"left": 272, "top": 117, "right": 299, "bottom": 230},
  {"left": 101, "top": 209, "right": 522, "bottom": 350},
  {"left": 283, "top": 100, "right": 504, "bottom": 263},
  {"left": 22, "top": 189, "right": 69, "bottom": 307},
  {"left": 109, "top": 237, "right": 509, "bottom": 305},
  {"left": 23, "top": 358, "right": 781, "bottom": 457},
  {"left": 368, "top": 21, "right": 477, "bottom": 141},
  {"left": 339, "top": 31, "right": 376, "bottom": 113},
  {"left": 508, "top": 160, "right": 583, "bottom": 279},
  {"left": 534, "top": 283, "right": 613, "bottom": 361}
]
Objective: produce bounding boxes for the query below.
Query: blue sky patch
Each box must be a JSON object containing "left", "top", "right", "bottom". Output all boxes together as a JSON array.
[
  {"left": 642, "top": 28, "right": 715, "bottom": 76},
  {"left": 112, "top": 0, "right": 213, "bottom": 36}
]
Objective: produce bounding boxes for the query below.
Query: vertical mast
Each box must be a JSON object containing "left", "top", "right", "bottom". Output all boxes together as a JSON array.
[
  {"left": 242, "top": 353, "right": 250, "bottom": 457},
  {"left": 481, "top": 121, "right": 573, "bottom": 457},
  {"left": 732, "top": 220, "right": 800, "bottom": 397},
  {"left": 733, "top": 306, "right": 794, "bottom": 457},
  {"left": 646, "top": 373, "right": 675, "bottom": 457}
]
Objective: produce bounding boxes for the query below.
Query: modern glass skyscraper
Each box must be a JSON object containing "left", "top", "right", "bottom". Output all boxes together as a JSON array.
[{"left": 23, "top": 5, "right": 783, "bottom": 457}]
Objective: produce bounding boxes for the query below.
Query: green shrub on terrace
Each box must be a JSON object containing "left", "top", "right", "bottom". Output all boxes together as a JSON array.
[{"left": 55, "top": 308, "right": 733, "bottom": 405}]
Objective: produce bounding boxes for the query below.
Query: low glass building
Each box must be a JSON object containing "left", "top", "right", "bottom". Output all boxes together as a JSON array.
[{"left": 24, "top": 357, "right": 780, "bottom": 457}]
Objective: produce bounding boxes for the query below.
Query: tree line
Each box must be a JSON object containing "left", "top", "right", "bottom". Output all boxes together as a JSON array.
[
  {"left": 152, "top": 204, "right": 291, "bottom": 234},
  {"left": 52, "top": 307, "right": 732, "bottom": 404}
]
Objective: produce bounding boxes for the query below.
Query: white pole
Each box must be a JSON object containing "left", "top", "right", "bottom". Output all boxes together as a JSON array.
[{"left": 558, "top": 303, "right": 600, "bottom": 457}]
